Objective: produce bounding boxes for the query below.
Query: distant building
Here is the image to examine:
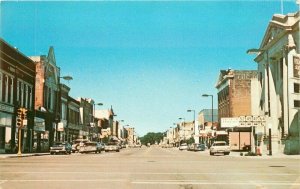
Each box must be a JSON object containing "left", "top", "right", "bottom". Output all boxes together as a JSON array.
[
  {"left": 67, "top": 96, "right": 80, "bottom": 141},
  {"left": 197, "top": 109, "right": 218, "bottom": 146},
  {"left": 95, "top": 107, "right": 115, "bottom": 140},
  {"left": 0, "top": 38, "right": 36, "bottom": 153},
  {"left": 77, "top": 98, "right": 94, "bottom": 140}
]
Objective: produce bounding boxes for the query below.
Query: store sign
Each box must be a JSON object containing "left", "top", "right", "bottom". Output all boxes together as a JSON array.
[
  {"left": 57, "top": 122, "right": 64, "bottom": 131},
  {"left": 221, "top": 116, "right": 266, "bottom": 128},
  {"left": 221, "top": 117, "right": 240, "bottom": 128},
  {"left": 0, "top": 103, "right": 14, "bottom": 113},
  {"left": 294, "top": 56, "right": 300, "bottom": 78},
  {"left": 34, "top": 117, "right": 45, "bottom": 132}
]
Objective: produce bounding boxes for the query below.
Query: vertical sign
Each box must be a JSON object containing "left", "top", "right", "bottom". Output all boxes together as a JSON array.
[{"left": 293, "top": 56, "right": 300, "bottom": 78}]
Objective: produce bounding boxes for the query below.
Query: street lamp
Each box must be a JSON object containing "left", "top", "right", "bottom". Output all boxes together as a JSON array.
[
  {"left": 116, "top": 120, "right": 124, "bottom": 138},
  {"left": 179, "top": 117, "right": 185, "bottom": 143},
  {"left": 60, "top": 76, "right": 73, "bottom": 81},
  {"left": 56, "top": 75, "right": 73, "bottom": 143},
  {"left": 202, "top": 94, "right": 214, "bottom": 129},
  {"left": 92, "top": 102, "right": 103, "bottom": 141},
  {"left": 246, "top": 48, "right": 270, "bottom": 117},
  {"left": 247, "top": 48, "right": 272, "bottom": 155},
  {"left": 187, "top": 109, "right": 196, "bottom": 135}
]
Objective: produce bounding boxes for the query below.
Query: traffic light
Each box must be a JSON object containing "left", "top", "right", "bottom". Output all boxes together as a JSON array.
[
  {"left": 16, "top": 117, "right": 22, "bottom": 128},
  {"left": 17, "top": 108, "right": 23, "bottom": 118},
  {"left": 21, "top": 108, "right": 27, "bottom": 120}
]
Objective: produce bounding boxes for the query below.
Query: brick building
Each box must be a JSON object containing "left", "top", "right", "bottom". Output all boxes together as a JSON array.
[
  {"left": 0, "top": 38, "right": 36, "bottom": 153},
  {"left": 216, "top": 69, "right": 258, "bottom": 120},
  {"left": 30, "top": 47, "right": 60, "bottom": 149},
  {"left": 216, "top": 69, "right": 258, "bottom": 151}
]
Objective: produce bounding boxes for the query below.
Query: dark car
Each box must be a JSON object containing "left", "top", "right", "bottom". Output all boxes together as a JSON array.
[
  {"left": 98, "top": 142, "right": 105, "bottom": 151},
  {"left": 193, "top": 143, "right": 206, "bottom": 151},
  {"left": 50, "top": 142, "right": 72, "bottom": 155}
]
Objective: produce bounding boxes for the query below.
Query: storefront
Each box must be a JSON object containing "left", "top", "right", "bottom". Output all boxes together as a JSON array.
[
  {"left": 33, "top": 117, "right": 48, "bottom": 152},
  {"left": 0, "top": 108, "right": 13, "bottom": 153}
]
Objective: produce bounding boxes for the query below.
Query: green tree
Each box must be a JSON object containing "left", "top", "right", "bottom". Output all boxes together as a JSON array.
[{"left": 140, "top": 132, "right": 164, "bottom": 145}]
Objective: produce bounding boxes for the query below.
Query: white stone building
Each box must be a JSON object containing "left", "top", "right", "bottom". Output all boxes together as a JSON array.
[{"left": 251, "top": 11, "right": 300, "bottom": 155}]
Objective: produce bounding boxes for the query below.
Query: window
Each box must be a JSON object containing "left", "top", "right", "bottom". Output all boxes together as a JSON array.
[
  {"left": 2, "top": 75, "right": 8, "bottom": 102},
  {"left": 280, "top": 58, "right": 283, "bottom": 80},
  {"left": 294, "top": 100, "right": 300, "bottom": 108},
  {"left": 7, "top": 77, "right": 13, "bottom": 104},
  {"left": 28, "top": 86, "right": 32, "bottom": 109},
  {"left": 294, "top": 83, "right": 300, "bottom": 93},
  {"left": 22, "top": 83, "right": 26, "bottom": 107}
]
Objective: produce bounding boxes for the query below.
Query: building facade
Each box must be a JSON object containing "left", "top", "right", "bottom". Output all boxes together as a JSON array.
[
  {"left": 197, "top": 109, "right": 218, "bottom": 147},
  {"left": 215, "top": 69, "right": 258, "bottom": 151},
  {"left": 0, "top": 38, "right": 36, "bottom": 153},
  {"left": 78, "top": 98, "right": 94, "bottom": 140},
  {"left": 30, "top": 47, "right": 60, "bottom": 148},
  {"left": 251, "top": 12, "right": 300, "bottom": 154},
  {"left": 216, "top": 69, "right": 258, "bottom": 120},
  {"left": 67, "top": 96, "right": 80, "bottom": 142}
]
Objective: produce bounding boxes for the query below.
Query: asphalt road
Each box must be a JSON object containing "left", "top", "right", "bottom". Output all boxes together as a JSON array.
[{"left": 0, "top": 146, "right": 299, "bottom": 189}]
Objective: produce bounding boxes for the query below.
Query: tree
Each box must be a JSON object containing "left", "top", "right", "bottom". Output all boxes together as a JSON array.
[{"left": 140, "top": 132, "right": 164, "bottom": 145}]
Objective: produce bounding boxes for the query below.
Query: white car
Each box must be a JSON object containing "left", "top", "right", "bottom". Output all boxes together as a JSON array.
[
  {"left": 179, "top": 143, "right": 188, "bottom": 150},
  {"left": 104, "top": 143, "right": 120, "bottom": 152},
  {"left": 209, "top": 141, "right": 230, "bottom": 155}
]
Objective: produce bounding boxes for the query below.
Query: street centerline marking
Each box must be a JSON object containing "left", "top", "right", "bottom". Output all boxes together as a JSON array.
[{"left": 0, "top": 172, "right": 297, "bottom": 176}]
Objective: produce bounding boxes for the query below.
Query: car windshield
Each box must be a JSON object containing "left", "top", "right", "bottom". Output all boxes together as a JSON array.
[
  {"left": 53, "top": 143, "right": 64, "bottom": 147},
  {"left": 214, "top": 143, "right": 226, "bottom": 146}
]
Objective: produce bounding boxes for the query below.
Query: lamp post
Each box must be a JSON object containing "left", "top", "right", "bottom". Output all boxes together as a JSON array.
[
  {"left": 92, "top": 102, "right": 103, "bottom": 142},
  {"left": 56, "top": 75, "right": 73, "bottom": 143},
  {"left": 202, "top": 94, "right": 214, "bottom": 147},
  {"left": 179, "top": 117, "right": 185, "bottom": 143},
  {"left": 247, "top": 48, "right": 272, "bottom": 155},
  {"left": 117, "top": 120, "right": 124, "bottom": 138},
  {"left": 187, "top": 109, "right": 196, "bottom": 136},
  {"left": 202, "top": 94, "right": 214, "bottom": 129},
  {"left": 247, "top": 48, "right": 270, "bottom": 117},
  {"left": 123, "top": 124, "right": 129, "bottom": 144}
]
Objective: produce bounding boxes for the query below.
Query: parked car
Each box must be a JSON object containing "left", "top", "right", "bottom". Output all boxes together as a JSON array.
[
  {"left": 179, "top": 143, "right": 188, "bottom": 150},
  {"left": 193, "top": 143, "right": 206, "bottom": 151},
  {"left": 104, "top": 142, "right": 120, "bottom": 152},
  {"left": 5, "top": 140, "right": 17, "bottom": 153},
  {"left": 32, "top": 139, "right": 49, "bottom": 153},
  {"left": 50, "top": 142, "right": 72, "bottom": 155},
  {"left": 187, "top": 144, "right": 194, "bottom": 151},
  {"left": 72, "top": 139, "right": 89, "bottom": 153},
  {"left": 79, "top": 142, "right": 101, "bottom": 154},
  {"left": 209, "top": 141, "right": 230, "bottom": 156},
  {"left": 98, "top": 142, "right": 105, "bottom": 151}
]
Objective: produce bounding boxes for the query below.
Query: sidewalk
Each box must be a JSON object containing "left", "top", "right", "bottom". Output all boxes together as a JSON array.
[
  {"left": 0, "top": 153, "right": 49, "bottom": 159},
  {"left": 229, "top": 151, "right": 300, "bottom": 159}
]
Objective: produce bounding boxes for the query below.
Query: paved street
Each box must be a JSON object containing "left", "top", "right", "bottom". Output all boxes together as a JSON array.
[{"left": 0, "top": 146, "right": 299, "bottom": 189}]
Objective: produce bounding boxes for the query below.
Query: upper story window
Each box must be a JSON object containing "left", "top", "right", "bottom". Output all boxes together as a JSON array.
[
  {"left": 294, "top": 83, "right": 300, "bottom": 93},
  {"left": 0, "top": 71, "right": 14, "bottom": 105}
]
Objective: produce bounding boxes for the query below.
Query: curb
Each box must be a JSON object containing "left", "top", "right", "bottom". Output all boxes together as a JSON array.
[{"left": 0, "top": 153, "right": 50, "bottom": 159}]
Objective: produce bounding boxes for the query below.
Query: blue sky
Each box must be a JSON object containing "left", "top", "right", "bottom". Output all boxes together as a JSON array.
[{"left": 1, "top": 1, "right": 299, "bottom": 136}]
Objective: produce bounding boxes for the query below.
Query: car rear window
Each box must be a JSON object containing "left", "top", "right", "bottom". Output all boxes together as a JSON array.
[{"left": 214, "top": 143, "right": 226, "bottom": 146}]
